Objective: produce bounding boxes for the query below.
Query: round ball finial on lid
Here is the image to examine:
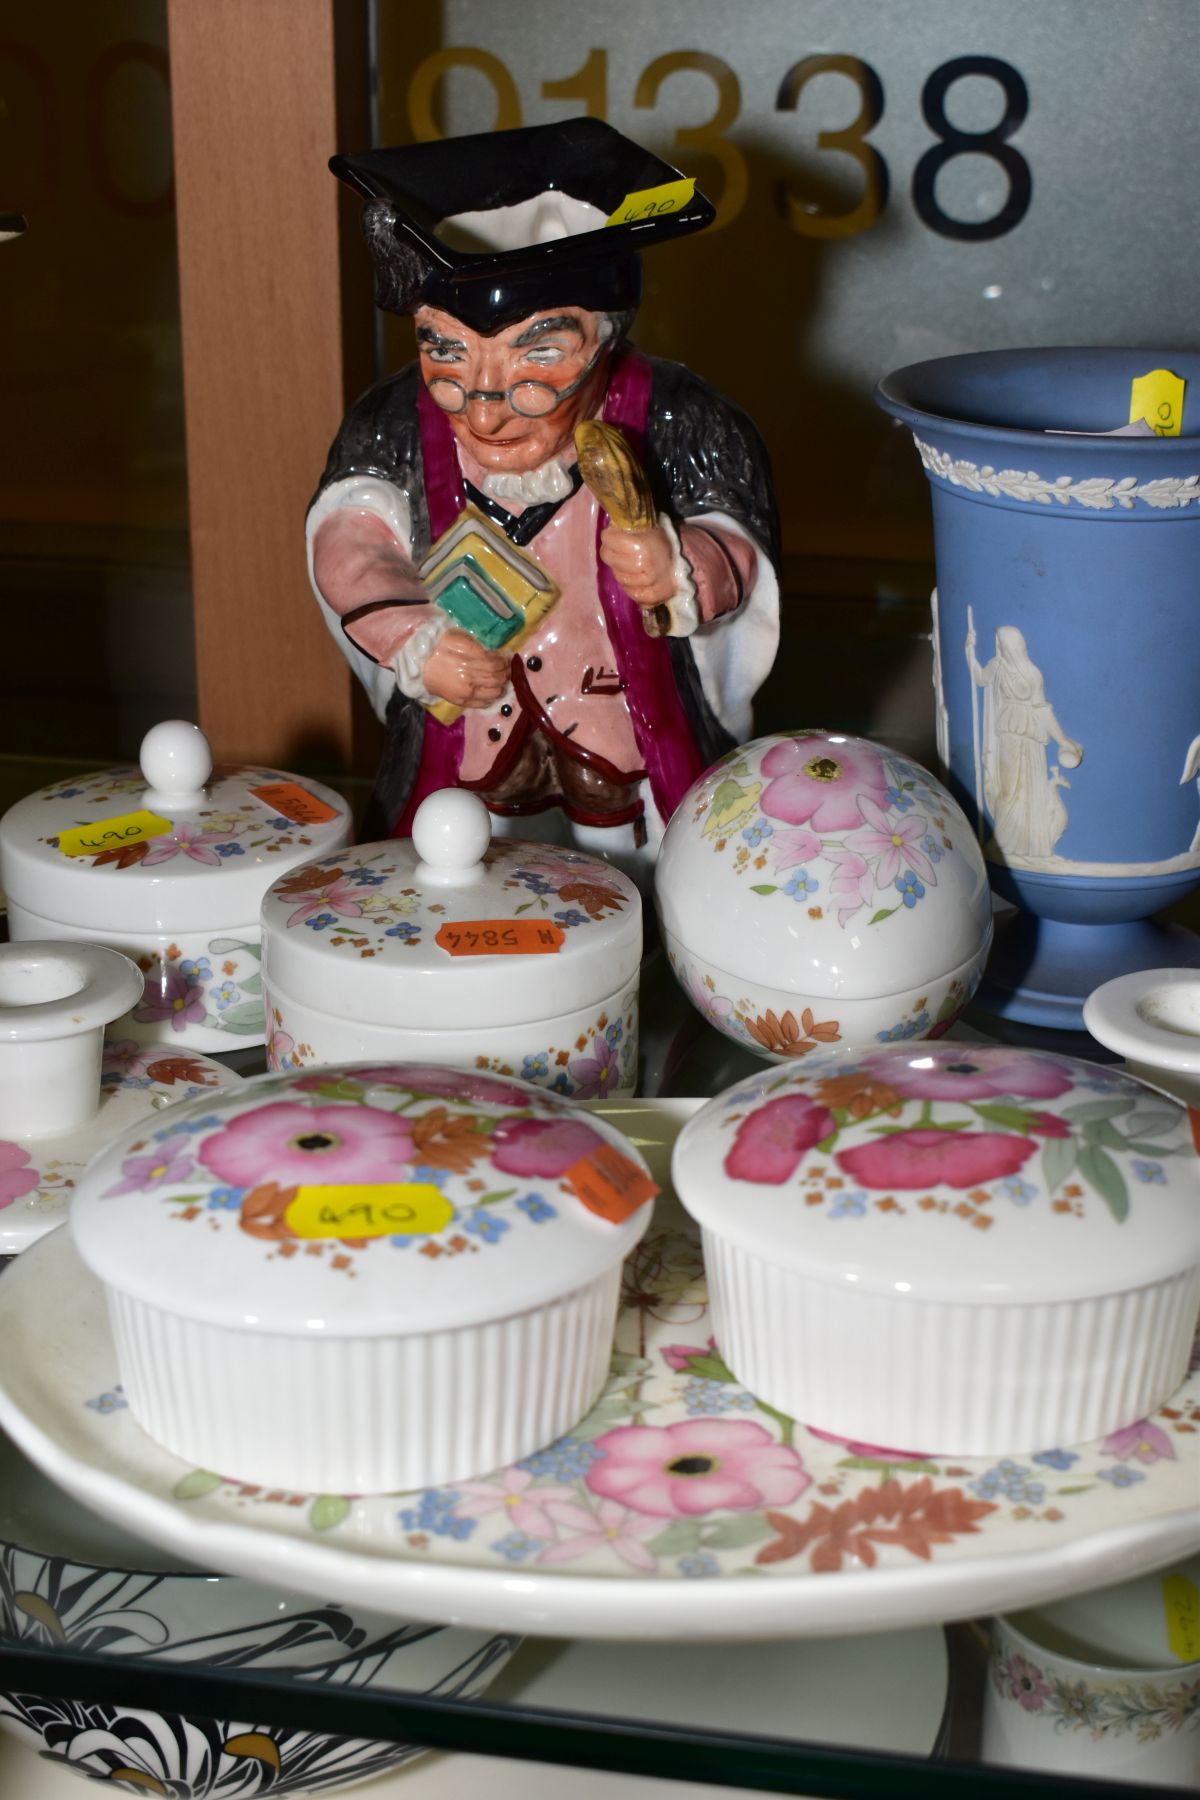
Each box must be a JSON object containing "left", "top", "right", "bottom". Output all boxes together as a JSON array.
[
  {"left": 412, "top": 788, "right": 493, "bottom": 886},
  {"left": 139, "top": 720, "right": 213, "bottom": 813}
]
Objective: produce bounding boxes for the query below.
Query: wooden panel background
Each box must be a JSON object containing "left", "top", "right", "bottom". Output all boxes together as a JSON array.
[{"left": 167, "top": 0, "right": 375, "bottom": 775}]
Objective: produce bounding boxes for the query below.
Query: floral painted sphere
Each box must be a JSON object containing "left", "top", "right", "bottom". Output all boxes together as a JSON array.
[
  {"left": 655, "top": 731, "right": 992, "bottom": 1060},
  {"left": 672, "top": 1044, "right": 1200, "bottom": 1456},
  {"left": 71, "top": 1063, "right": 657, "bottom": 1495}
]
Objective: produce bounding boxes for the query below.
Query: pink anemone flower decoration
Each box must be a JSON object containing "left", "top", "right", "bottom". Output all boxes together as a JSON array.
[
  {"left": 586, "top": 1418, "right": 811, "bottom": 1518},
  {"left": 198, "top": 1101, "right": 415, "bottom": 1188},
  {"left": 868, "top": 1046, "right": 1073, "bottom": 1103},
  {"left": 844, "top": 797, "right": 936, "bottom": 888},
  {"left": 836, "top": 1128, "right": 1037, "bottom": 1191},
  {"left": 491, "top": 1116, "right": 608, "bottom": 1179},
  {"left": 724, "top": 1094, "right": 836, "bottom": 1185},
  {"left": 759, "top": 736, "right": 889, "bottom": 833}
]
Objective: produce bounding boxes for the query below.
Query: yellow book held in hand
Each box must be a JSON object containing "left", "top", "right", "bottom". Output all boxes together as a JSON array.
[{"left": 417, "top": 507, "right": 560, "bottom": 725}]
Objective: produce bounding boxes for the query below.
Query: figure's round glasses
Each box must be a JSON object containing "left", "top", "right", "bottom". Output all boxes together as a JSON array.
[{"left": 425, "top": 345, "right": 605, "bottom": 418}]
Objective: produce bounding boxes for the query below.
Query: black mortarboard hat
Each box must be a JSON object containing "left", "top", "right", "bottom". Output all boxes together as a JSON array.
[{"left": 331, "top": 117, "right": 714, "bottom": 334}]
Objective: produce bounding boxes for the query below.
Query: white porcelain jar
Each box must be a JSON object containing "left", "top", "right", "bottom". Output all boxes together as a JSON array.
[
  {"left": 655, "top": 730, "right": 992, "bottom": 1060},
  {"left": 0, "top": 721, "right": 352, "bottom": 1051},
  {"left": 0, "top": 940, "right": 240, "bottom": 1256},
  {"left": 71, "top": 1062, "right": 658, "bottom": 1493},
  {"left": 260, "top": 790, "right": 641, "bottom": 1097},
  {"left": 672, "top": 1043, "right": 1200, "bottom": 1456}
]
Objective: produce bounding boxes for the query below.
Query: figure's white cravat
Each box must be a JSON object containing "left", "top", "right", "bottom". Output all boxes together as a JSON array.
[{"left": 480, "top": 459, "right": 575, "bottom": 504}]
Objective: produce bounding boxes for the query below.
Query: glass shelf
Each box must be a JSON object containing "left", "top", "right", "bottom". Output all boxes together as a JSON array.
[{"left": 0, "top": 956, "right": 1194, "bottom": 1798}]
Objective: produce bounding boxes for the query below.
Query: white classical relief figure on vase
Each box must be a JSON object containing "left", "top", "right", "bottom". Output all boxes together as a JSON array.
[
  {"left": 965, "top": 619, "right": 1083, "bottom": 864},
  {"left": 1179, "top": 734, "right": 1200, "bottom": 851}
]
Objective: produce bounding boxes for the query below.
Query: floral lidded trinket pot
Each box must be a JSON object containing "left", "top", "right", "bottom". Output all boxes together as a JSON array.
[
  {"left": 0, "top": 721, "right": 352, "bottom": 1051},
  {"left": 655, "top": 730, "right": 992, "bottom": 1060},
  {"left": 70, "top": 1061, "right": 658, "bottom": 1493},
  {"left": 259, "top": 788, "right": 641, "bottom": 1097},
  {"left": 671, "top": 1044, "right": 1200, "bottom": 1456}
]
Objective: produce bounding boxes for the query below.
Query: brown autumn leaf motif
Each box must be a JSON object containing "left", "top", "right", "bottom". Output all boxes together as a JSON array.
[
  {"left": 756, "top": 1478, "right": 996, "bottom": 1574},
  {"left": 238, "top": 1182, "right": 300, "bottom": 1241},
  {"left": 92, "top": 841, "right": 150, "bottom": 870},
  {"left": 410, "top": 1106, "right": 491, "bottom": 1174},
  {"left": 144, "top": 1056, "right": 220, "bottom": 1087},
  {"left": 272, "top": 863, "right": 347, "bottom": 898},
  {"left": 746, "top": 1007, "right": 841, "bottom": 1058},
  {"left": 812, "top": 1069, "right": 903, "bottom": 1120},
  {"left": 557, "top": 879, "right": 627, "bottom": 920}
]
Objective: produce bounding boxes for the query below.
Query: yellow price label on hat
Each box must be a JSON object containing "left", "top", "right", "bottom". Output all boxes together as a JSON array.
[
  {"left": 57, "top": 810, "right": 173, "bottom": 858},
  {"left": 606, "top": 177, "right": 695, "bottom": 227},
  {"left": 285, "top": 1182, "right": 453, "bottom": 1241},
  {"left": 1129, "top": 368, "right": 1185, "bottom": 437}
]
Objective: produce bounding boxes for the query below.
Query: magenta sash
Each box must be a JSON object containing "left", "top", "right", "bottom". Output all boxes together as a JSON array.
[{"left": 395, "top": 348, "right": 704, "bottom": 834}]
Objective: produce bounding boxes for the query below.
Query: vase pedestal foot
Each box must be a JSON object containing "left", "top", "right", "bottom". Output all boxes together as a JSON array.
[{"left": 977, "top": 912, "right": 1200, "bottom": 1031}]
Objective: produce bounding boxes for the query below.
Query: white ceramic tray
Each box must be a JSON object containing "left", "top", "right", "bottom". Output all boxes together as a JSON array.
[{"left": 0, "top": 1101, "right": 1197, "bottom": 1642}]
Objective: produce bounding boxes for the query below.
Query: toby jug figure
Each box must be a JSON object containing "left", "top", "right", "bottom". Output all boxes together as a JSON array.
[{"left": 308, "top": 119, "right": 780, "bottom": 870}]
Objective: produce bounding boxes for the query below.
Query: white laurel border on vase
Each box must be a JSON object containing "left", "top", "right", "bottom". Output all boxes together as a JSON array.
[{"left": 914, "top": 436, "right": 1200, "bottom": 511}]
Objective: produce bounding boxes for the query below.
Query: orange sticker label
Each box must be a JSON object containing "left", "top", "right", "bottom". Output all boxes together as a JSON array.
[
  {"left": 435, "top": 919, "right": 565, "bottom": 957},
  {"left": 250, "top": 781, "right": 339, "bottom": 826},
  {"left": 563, "top": 1143, "right": 659, "bottom": 1224}
]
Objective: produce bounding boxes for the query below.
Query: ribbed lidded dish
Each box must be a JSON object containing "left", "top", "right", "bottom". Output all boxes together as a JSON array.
[
  {"left": 71, "top": 1062, "right": 658, "bottom": 1493},
  {"left": 655, "top": 730, "right": 992, "bottom": 1059},
  {"left": 0, "top": 721, "right": 352, "bottom": 1051},
  {"left": 260, "top": 789, "right": 641, "bottom": 1097},
  {"left": 672, "top": 1044, "right": 1200, "bottom": 1455}
]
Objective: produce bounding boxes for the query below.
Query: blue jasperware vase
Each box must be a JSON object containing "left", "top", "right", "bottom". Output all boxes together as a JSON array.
[{"left": 876, "top": 348, "right": 1200, "bottom": 1028}]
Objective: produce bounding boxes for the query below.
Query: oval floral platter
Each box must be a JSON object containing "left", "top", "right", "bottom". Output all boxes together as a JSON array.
[{"left": 0, "top": 1101, "right": 1196, "bottom": 1641}]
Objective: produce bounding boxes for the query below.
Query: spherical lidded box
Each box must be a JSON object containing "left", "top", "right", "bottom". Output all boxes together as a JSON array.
[
  {"left": 672, "top": 1044, "right": 1200, "bottom": 1455},
  {"left": 0, "top": 722, "right": 352, "bottom": 1051},
  {"left": 655, "top": 731, "right": 992, "bottom": 1059},
  {"left": 260, "top": 790, "right": 641, "bottom": 1097},
  {"left": 71, "top": 1062, "right": 658, "bottom": 1493}
]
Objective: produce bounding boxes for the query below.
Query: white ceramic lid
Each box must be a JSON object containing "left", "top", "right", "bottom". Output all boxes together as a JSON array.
[
  {"left": 260, "top": 790, "right": 642, "bottom": 1030},
  {"left": 655, "top": 731, "right": 991, "bottom": 1000},
  {"left": 0, "top": 721, "right": 352, "bottom": 935},
  {"left": 72, "top": 1062, "right": 658, "bottom": 1335},
  {"left": 672, "top": 1044, "right": 1200, "bottom": 1303}
]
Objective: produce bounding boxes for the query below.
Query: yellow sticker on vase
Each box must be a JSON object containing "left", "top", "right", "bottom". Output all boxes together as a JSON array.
[
  {"left": 285, "top": 1182, "right": 453, "bottom": 1241},
  {"left": 1129, "top": 368, "right": 1185, "bottom": 436},
  {"left": 1162, "top": 1573, "right": 1200, "bottom": 1662},
  {"left": 606, "top": 177, "right": 695, "bottom": 227},
  {"left": 57, "top": 810, "right": 173, "bottom": 858}
]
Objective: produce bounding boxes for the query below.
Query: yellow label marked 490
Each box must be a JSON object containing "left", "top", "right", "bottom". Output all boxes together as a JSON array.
[
  {"left": 57, "top": 810, "right": 173, "bottom": 858},
  {"left": 606, "top": 176, "right": 695, "bottom": 227},
  {"left": 285, "top": 1182, "right": 453, "bottom": 1241}
]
